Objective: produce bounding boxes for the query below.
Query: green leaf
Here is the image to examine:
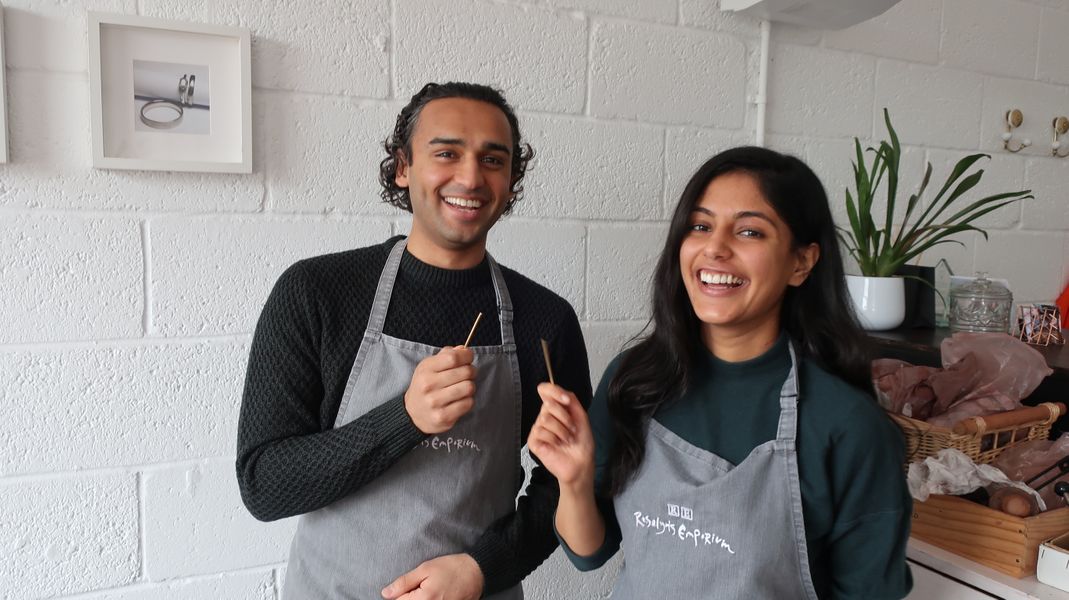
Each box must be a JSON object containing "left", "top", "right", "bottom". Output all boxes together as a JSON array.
[
  {"left": 937, "top": 191, "right": 1033, "bottom": 228},
  {"left": 911, "top": 192, "right": 1031, "bottom": 249},
  {"left": 839, "top": 110, "right": 1026, "bottom": 277},
  {"left": 895, "top": 161, "right": 932, "bottom": 247},
  {"left": 910, "top": 154, "right": 988, "bottom": 230},
  {"left": 919, "top": 170, "right": 984, "bottom": 229}
]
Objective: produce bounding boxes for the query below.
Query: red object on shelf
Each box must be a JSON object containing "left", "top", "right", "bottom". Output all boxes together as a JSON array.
[{"left": 1057, "top": 282, "right": 1069, "bottom": 329}]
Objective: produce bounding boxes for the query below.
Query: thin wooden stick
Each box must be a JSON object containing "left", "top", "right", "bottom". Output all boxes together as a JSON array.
[
  {"left": 463, "top": 312, "right": 484, "bottom": 348},
  {"left": 540, "top": 338, "right": 555, "bottom": 385}
]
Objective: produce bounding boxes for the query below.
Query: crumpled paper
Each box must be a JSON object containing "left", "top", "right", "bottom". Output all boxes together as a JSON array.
[
  {"left": 874, "top": 332, "right": 1052, "bottom": 427},
  {"left": 907, "top": 448, "right": 1047, "bottom": 511}
]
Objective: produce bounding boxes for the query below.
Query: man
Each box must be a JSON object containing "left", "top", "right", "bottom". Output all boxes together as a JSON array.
[{"left": 237, "top": 82, "right": 592, "bottom": 599}]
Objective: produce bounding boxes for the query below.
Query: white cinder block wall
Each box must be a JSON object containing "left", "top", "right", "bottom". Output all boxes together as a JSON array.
[{"left": 2, "top": 0, "right": 1067, "bottom": 597}]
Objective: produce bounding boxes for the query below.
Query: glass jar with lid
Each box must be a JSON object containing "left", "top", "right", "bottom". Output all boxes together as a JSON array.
[{"left": 949, "top": 273, "right": 1013, "bottom": 333}]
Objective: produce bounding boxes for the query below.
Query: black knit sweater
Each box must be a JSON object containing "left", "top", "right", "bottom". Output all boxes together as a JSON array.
[{"left": 236, "top": 235, "right": 592, "bottom": 594}]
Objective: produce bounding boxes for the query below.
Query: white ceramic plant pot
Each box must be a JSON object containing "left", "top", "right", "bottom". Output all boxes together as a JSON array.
[{"left": 846, "top": 275, "right": 905, "bottom": 331}]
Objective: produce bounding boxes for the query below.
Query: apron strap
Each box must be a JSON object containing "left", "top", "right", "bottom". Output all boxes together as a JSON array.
[
  {"left": 364, "top": 239, "right": 409, "bottom": 336},
  {"left": 372, "top": 239, "right": 515, "bottom": 347},
  {"left": 485, "top": 252, "right": 515, "bottom": 347},
  {"left": 775, "top": 341, "right": 801, "bottom": 442}
]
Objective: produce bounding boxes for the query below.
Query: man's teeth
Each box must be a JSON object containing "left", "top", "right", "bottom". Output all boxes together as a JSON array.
[
  {"left": 700, "top": 272, "right": 745, "bottom": 285},
  {"left": 444, "top": 197, "right": 483, "bottom": 209}
]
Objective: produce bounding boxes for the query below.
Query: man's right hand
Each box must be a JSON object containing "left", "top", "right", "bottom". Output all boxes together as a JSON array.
[{"left": 404, "top": 346, "right": 477, "bottom": 434}]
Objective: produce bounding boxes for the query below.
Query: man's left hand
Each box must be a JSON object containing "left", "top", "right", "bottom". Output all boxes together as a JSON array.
[{"left": 381, "top": 553, "right": 484, "bottom": 600}]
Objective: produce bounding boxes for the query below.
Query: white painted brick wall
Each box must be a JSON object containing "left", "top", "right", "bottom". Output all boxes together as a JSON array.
[
  {"left": 1037, "top": 7, "right": 1069, "bottom": 85},
  {"left": 1, "top": 341, "right": 247, "bottom": 474},
  {"left": 150, "top": 216, "right": 391, "bottom": 336},
  {"left": 395, "top": 0, "right": 587, "bottom": 114},
  {"left": 679, "top": 0, "right": 762, "bottom": 37},
  {"left": 1023, "top": 158, "right": 1069, "bottom": 231},
  {"left": 4, "top": 0, "right": 1069, "bottom": 598},
  {"left": 980, "top": 77, "right": 1069, "bottom": 155},
  {"left": 0, "top": 473, "right": 139, "bottom": 598},
  {"left": 143, "top": 459, "right": 296, "bottom": 580},
  {"left": 258, "top": 93, "right": 400, "bottom": 215},
  {"left": 546, "top": 0, "right": 673, "bottom": 24},
  {"left": 486, "top": 219, "right": 587, "bottom": 312},
  {"left": 664, "top": 126, "right": 745, "bottom": 214},
  {"left": 821, "top": 0, "right": 941, "bottom": 64},
  {"left": 579, "top": 321, "right": 646, "bottom": 380},
  {"left": 926, "top": 149, "right": 1024, "bottom": 230},
  {"left": 587, "top": 224, "right": 667, "bottom": 320},
  {"left": 1, "top": 214, "right": 142, "bottom": 343},
  {"left": 3, "top": 0, "right": 135, "bottom": 72},
  {"left": 941, "top": 0, "right": 1041, "bottom": 78},
  {"left": 589, "top": 20, "right": 747, "bottom": 126},
  {"left": 140, "top": 0, "right": 391, "bottom": 96},
  {"left": 975, "top": 231, "right": 1067, "bottom": 304},
  {"left": 76, "top": 572, "right": 277, "bottom": 600},
  {"left": 766, "top": 44, "right": 875, "bottom": 138},
  {"left": 518, "top": 113, "right": 664, "bottom": 220},
  {"left": 874, "top": 61, "right": 985, "bottom": 149}
]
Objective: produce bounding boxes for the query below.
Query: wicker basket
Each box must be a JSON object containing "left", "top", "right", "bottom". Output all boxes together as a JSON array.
[{"left": 890, "top": 402, "right": 1064, "bottom": 466}]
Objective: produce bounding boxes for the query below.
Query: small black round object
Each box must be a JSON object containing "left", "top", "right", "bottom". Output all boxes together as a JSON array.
[{"left": 1054, "top": 481, "right": 1069, "bottom": 496}]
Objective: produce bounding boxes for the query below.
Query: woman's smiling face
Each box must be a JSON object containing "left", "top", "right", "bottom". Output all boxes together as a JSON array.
[{"left": 679, "top": 171, "right": 819, "bottom": 351}]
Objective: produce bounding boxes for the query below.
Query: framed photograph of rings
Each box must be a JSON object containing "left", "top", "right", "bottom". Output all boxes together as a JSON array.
[{"left": 88, "top": 13, "right": 251, "bottom": 173}]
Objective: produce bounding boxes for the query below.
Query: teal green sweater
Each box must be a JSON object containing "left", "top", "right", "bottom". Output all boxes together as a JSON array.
[{"left": 562, "top": 335, "right": 913, "bottom": 599}]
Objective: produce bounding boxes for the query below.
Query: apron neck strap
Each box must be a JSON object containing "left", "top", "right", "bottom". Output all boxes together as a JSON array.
[
  {"left": 775, "top": 340, "right": 801, "bottom": 442},
  {"left": 366, "top": 239, "right": 514, "bottom": 345},
  {"left": 365, "top": 239, "right": 409, "bottom": 335},
  {"left": 484, "top": 252, "right": 515, "bottom": 346}
]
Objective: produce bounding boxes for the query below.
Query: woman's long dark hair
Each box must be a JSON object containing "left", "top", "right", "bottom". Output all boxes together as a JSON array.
[{"left": 606, "top": 146, "right": 872, "bottom": 495}]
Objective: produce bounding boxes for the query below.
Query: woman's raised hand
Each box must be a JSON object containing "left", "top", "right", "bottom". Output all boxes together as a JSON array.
[{"left": 528, "top": 382, "right": 595, "bottom": 488}]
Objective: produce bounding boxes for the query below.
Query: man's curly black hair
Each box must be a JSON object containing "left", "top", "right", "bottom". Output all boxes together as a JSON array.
[{"left": 378, "top": 82, "right": 535, "bottom": 215}]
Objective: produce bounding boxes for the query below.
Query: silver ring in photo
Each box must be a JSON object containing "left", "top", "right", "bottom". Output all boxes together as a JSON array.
[{"left": 140, "top": 99, "right": 184, "bottom": 129}]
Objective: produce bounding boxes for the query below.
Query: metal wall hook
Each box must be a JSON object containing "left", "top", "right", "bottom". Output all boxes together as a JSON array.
[
  {"left": 1052, "top": 116, "right": 1069, "bottom": 158},
  {"left": 1002, "top": 109, "right": 1031, "bottom": 152}
]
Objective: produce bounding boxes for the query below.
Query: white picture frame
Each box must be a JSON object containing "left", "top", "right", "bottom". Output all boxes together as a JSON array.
[
  {"left": 1, "top": 4, "right": 9, "bottom": 164},
  {"left": 88, "top": 12, "right": 251, "bottom": 173}
]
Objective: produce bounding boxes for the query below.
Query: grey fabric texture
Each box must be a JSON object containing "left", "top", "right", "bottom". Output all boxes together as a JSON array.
[
  {"left": 284, "top": 240, "right": 523, "bottom": 599},
  {"left": 611, "top": 344, "right": 819, "bottom": 599}
]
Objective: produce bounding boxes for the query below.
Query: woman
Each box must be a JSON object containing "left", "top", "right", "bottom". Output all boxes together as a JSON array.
[{"left": 529, "top": 147, "right": 912, "bottom": 598}]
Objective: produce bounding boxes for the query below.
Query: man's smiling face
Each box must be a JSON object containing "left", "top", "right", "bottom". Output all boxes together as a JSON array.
[{"left": 396, "top": 97, "right": 515, "bottom": 268}]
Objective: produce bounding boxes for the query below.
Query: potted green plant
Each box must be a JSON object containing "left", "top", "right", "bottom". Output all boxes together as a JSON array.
[{"left": 839, "top": 108, "right": 1033, "bottom": 330}]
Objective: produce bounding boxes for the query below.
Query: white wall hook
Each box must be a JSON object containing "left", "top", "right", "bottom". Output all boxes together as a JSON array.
[
  {"left": 1052, "top": 116, "right": 1069, "bottom": 158},
  {"left": 1003, "top": 109, "right": 1030, "bottom": 153}
]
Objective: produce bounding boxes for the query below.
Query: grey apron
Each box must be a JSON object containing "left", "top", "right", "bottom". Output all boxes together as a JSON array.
[
  {"left": 611, "top": 343, "right": 819, "bottom": 599},
  {"left": 283, "top": 239, "right": 523, "bottom": 600}
]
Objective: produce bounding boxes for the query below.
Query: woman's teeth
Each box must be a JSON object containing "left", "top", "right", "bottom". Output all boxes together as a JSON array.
[
  {"left": 700, "top": 271, "right": 745, "bottom": 286},
  {"left": 444, "top": 196, "right": 483, "bottom": 209}
]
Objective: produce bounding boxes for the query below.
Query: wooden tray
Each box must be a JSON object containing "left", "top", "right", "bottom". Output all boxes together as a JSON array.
[{"left": 912, "top": 494, "right": 1069, "bottom": 578}]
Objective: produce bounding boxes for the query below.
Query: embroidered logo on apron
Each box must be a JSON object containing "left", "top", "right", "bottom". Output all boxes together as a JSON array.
[{"left": 632, "top": 506, "right": 736, "bottom": 554}]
